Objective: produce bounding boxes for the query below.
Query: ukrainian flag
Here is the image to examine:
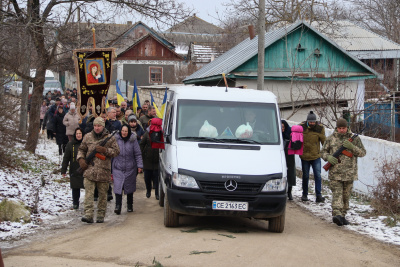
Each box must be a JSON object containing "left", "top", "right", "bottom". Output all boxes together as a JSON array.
[
  {"left": 150, "top": 91, "right": 162, "bottom": 118},
  {"left": 105, "top": 96, "right": 109, "bottom": 109},
  {"left": 132, "top": 80, "right": 141, "bottom": 115},
  {"left": 116, "top": 80, "right": 124, "bottom": 106},
  {"left": 160, "top": 87, "right": 167, "bottom": 118}
]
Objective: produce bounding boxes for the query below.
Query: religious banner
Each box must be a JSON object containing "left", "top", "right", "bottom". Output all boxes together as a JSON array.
[{"left": 73, "top": 48, "right": 115, "bottom": 118}]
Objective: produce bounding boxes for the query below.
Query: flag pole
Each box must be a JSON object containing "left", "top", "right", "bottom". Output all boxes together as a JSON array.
[
  {"left": 92, "top": 27, "right": 96, "bottom": 48},
  {"left": 222, "top": 73, "right": 228, "bottom": 92}
]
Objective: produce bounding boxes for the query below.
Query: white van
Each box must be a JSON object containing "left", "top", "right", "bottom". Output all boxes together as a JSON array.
[{"left": 159, "top": 86, "right": 287, "bottom": 232}]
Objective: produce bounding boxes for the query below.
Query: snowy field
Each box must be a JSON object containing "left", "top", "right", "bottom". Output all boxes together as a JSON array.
[{"left": 0, "top": 137, "right": 399, "bottom": 247}]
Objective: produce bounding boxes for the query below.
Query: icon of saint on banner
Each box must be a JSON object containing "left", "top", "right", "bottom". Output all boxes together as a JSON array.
[{"left": 85, "top": 59, "right": 106, "bottom": 85}]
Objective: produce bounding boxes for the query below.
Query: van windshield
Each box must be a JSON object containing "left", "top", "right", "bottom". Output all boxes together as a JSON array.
[{"left": 176, "top": 100, "right": 280, "bottom": 145}]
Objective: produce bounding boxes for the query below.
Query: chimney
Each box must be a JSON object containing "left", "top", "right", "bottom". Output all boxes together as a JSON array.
[
  {"left": 127, "top": 21, "right": 132, "bottom": 25},
  {"left": 248, "top": 25, "right": 255, "bottom": 40}
]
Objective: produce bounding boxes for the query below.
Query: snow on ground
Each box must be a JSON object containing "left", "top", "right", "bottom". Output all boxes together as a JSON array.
[
  {"left": 0, "top": 136, "right": 81, "bottom": 247},
  {"left": 292, "top": 178, "right": 400, "bottom": 246},
  {"left": 0, "top": 137, "right": 399, "bottom": 247}
]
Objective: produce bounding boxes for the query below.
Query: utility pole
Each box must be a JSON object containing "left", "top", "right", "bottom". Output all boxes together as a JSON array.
[
  {"left": 257, "top": 0, "right": 265, "bottom": 90},
  {"left": 390, "top": 59, "right": 399, "bottom": 141}
]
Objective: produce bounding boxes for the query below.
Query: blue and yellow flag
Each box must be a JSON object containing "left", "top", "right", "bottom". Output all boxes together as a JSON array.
[
  {"left": 116, "top": 80, "right": 124, "bottom": 106},
  {"left": 160, "top": 87, "right": 167, "bottom": 118},
  {"left": 105, "top": 95, "right": 109, "bottom": 109},
  {"left": 132, "top": 80, "right": 141, "bottom": 115},
  {"left": 150, "top": 91, "right": 162, "bottom": 118}
]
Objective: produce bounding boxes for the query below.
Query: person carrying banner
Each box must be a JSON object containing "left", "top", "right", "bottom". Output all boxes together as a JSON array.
[{"left": 321, "top": 118, "right": 366, "bottom": 226}]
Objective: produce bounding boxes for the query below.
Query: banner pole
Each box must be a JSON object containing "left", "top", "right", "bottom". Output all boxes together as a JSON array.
[{"left": 92, "top": 28, "right": 96, "bottom": 48}]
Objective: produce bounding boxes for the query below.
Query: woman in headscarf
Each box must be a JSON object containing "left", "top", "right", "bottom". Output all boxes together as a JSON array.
[
  {"left": 282, "top": 120, "right": 296, "bottom": 200},
  {"left": 112, "top": 125, "right": 143, "bottom": 214},
  {"left": 61, "top": 128, "right": 85, "bottom": 209}
]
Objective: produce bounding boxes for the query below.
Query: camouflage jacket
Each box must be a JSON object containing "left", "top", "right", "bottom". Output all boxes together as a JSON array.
[
  {"left": 300, "top": 122, "right": 326, "bottom": 161},
  {"left": 77, "top": 129, "right": 120, "bottom": 182},
  {"left": 321, "top": 129, "right": 366, "bottom": 181}
]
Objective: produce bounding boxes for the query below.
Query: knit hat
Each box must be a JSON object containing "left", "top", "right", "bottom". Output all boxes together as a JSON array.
[
  {"left": 128, "top": 114, "right": 137, "bottom": 122},
  {"left": 58, "top": 104, "right": 64, "bottom": 109},
  {"left": 306, "top": 111, "right": 317, "bottom": 122},
  {"left": 93, "top": 117, "right": 105, "bottom": 127},
  {"left": 50, "top": 100, "right": 55, "bottom": 105},
  {"left": 336, "top": 118, "right": 348, "bottom": 128},
  {"left": 70, "top": 102, "right": 76, "bottom": 110}
]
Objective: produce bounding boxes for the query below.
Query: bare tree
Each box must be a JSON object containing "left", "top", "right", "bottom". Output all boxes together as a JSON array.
[
  {"left": 222, "top": 0, "right": 346, "bottom": 29},
  {"left": 0, "top": 0, "right": 191, "bottom": 153},
  {"left": 350, "top": 0, "right": 400, "bottom": 43}
]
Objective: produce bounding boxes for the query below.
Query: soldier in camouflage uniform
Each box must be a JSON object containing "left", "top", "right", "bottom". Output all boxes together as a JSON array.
[
  {"left": 77, "top": 117, "right": 120, "bottom": 223},
  {"left": 321, "top": 118, "right": 366, "bottom": 226}
]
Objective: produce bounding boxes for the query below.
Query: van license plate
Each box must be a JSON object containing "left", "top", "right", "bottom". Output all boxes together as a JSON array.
[{"left": 212, "top": 201, "right": 248, "bottom": 211}]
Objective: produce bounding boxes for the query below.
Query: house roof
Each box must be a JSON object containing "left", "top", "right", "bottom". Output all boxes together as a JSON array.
[
  {"left": 116, "top": 32, "right": 183, "bottom": 60},
  {"left": 183, "top": 21, "right": 379, "bottom": 83},
  {"left": 110, "top": 21, "right": 175, "bottom": 51},
  {"left": 161, "top": 15, "right": 225, "bottom": 48},
  {"left": 312, "top": 21, "right": 400, "bottom": 59},
  {"left": 166, "top": 15, "right": 223, "bottom": 34}
]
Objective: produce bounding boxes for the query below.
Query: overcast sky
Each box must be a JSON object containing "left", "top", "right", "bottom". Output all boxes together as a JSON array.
[{"left": 110, "top": 0, "right": 228, "bottom": 29}]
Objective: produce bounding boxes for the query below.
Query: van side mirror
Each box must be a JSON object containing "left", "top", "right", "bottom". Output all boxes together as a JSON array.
[{"left": 164, "top": 134, "right": 171, "bottom": 144}]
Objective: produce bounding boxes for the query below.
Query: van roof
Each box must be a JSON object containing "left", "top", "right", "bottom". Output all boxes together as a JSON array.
[{"left": 168, "top": 85, "right": 277, "bottom": 103}]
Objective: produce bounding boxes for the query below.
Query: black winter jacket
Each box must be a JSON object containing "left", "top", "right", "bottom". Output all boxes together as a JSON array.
[
  {"left": 54, "top": 112, "right": 69, "bottom": 145},
  {"left": 61, "top": 139, "right": 84, "bottom": 189},
  {"left": 139, "top": 131, "right": 159, "bottom": 170}
]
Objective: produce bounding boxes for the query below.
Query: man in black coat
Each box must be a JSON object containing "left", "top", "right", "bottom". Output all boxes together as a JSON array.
[{"left": 54, "top": 104, "right": 69, "bottom": 155}]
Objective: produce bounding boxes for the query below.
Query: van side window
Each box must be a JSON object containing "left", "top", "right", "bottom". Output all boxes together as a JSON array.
[
  {"left": 167, "top": 105, "right": 174, "bottom": 135},
  {"left": 163, "top": 101, "right": 170, "bottom": 130},
  {"left": 163, "top": 102, "right": 173, "bottom": 135}
]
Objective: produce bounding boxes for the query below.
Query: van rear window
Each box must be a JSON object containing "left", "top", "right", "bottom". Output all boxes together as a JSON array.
[{"left": 176, "top": 100, "right": 280, "bottom": 145}]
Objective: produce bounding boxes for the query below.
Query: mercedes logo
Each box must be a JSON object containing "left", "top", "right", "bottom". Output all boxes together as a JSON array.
[{"left": 225, "top": 180, "right": 238, "bottom": 191}]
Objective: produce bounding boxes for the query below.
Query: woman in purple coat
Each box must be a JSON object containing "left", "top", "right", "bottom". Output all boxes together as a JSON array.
[{"left": 112, "top": 125, "right": 143, "bottom": 214}]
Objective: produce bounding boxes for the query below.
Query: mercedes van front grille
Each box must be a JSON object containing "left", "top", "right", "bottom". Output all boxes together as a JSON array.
[{"left": 199, "top": 181, "right": 262, "bottom": 193}]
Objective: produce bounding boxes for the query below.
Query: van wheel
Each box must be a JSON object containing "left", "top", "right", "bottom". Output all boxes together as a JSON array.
[
  {"left": 268, "top": 211, "right": 285, "bottom": 233},
  {"left": 158, "top": 178, "right": 165, "bottom": 207},
  {"left": 164, "top": 193, "right": 179, "bottom": 227}
]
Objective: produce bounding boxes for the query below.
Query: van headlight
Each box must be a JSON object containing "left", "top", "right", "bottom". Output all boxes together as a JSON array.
[
  {"left": 261, "top": 177, "right": 287, "bottom": 192},
  {"left": 172, "top": 173, "right": 199, "bottom": 189}
]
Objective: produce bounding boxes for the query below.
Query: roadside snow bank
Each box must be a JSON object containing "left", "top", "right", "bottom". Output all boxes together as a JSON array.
[
  {"left": 292, "top": 179, "right": 400, "bottom": 246},
  {"left": 0, "top": 136, "right": 79, "bottom": 245}
]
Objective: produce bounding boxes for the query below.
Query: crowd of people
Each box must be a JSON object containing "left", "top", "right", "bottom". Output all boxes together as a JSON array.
[
  {"left": 281, "top": 111, "right": 366, "bottom": 227},
  {"left": 41, "top": 88, "right": 366, "bottom": 227},
  {"left": 40, "top": 89, "right": 160, "bottom": 224}
]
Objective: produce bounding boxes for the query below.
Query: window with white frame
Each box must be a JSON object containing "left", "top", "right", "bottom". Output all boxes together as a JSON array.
[{"left": 149, "top": 67, "right": 162, "bottom": 84}]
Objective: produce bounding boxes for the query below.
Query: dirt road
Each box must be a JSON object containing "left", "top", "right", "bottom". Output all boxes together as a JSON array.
[{"left": 3, "top": 175, "right": 400, "bottom": 266}]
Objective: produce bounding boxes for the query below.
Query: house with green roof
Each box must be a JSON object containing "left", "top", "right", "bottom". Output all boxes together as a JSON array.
[{"left": 183, "top": 21, "right": 379, "bottom": 125}]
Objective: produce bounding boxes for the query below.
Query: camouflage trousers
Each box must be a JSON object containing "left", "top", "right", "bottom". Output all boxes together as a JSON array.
[
  {"left": 83, "top": 178, "right": 109, "bottom": 219},
  {"left": 329, "top": 180, "right": 353, "bottom": 216}
]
